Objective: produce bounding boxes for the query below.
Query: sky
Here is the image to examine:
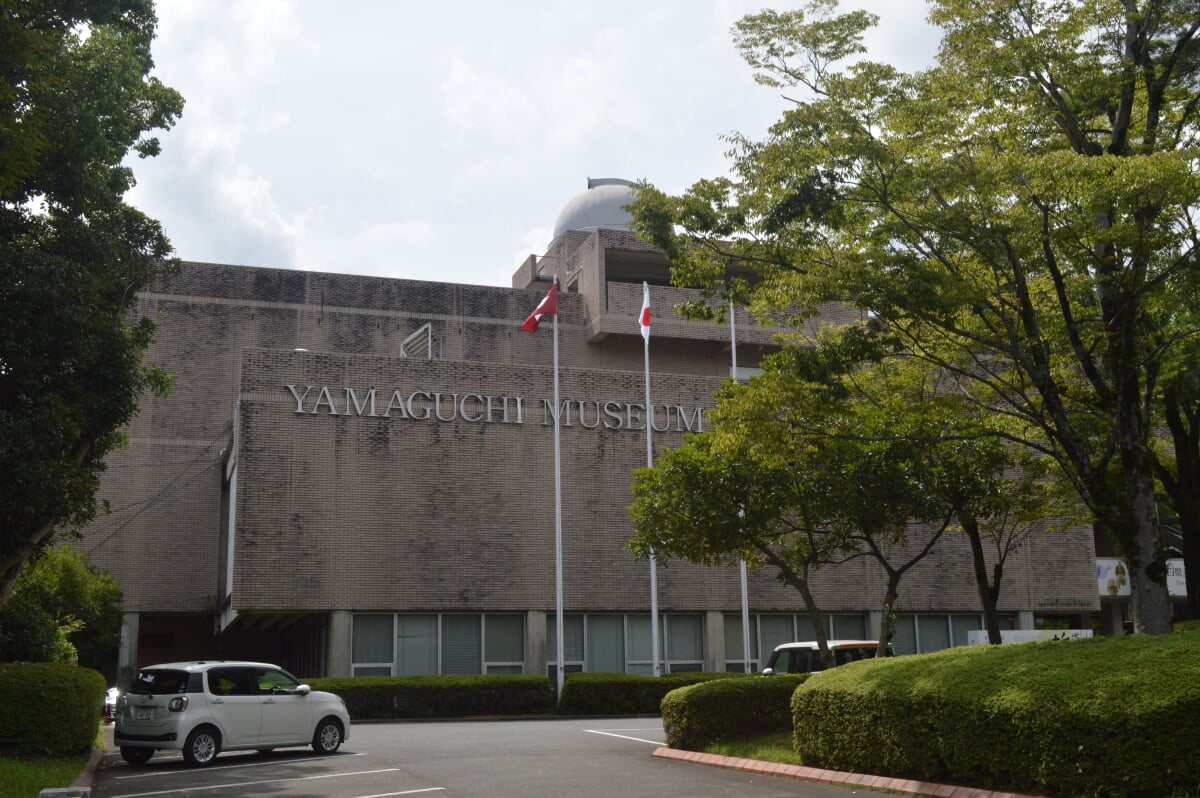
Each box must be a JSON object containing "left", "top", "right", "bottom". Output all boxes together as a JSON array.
[{"left": 126, "top": 1, "right": 941, "bottom": 288}]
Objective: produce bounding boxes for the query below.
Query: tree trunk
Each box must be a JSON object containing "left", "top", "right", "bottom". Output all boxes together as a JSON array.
[
  {"left": 878, "top": 575, "right": 900, "bottom": 659},
  {"left": 758, "top": 546, "right": 833, "bottom": 667},
  {"left": 1161, "top": 384, "right": 1200, "bottom": 619},
  {"left": 961, "top": 516, "right": 1003, "bottom": 644},
  {"left": 1117, "top": 409, "right": 1175, "bottom": 634}
]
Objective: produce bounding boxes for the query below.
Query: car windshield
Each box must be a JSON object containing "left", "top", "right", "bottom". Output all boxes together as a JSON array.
[
  {"left": 833, "top": 647, "right": 878, "bottom": 665},
  {"left": 129, "top": 669, "right": 189, "bottom": 695}
]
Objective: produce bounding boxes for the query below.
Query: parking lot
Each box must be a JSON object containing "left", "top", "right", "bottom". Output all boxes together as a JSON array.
[{"left": 92, "top": 717, "right": 855, "bottom": 797}]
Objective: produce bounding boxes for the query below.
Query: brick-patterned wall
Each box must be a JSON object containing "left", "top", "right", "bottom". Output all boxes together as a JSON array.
[{"left": 81, "top": 260, "right": 1098, "bottom": 622}]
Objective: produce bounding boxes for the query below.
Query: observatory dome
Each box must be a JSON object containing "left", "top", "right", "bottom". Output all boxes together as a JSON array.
[{"left": 551, "top": 178, "right": 637, "bottom": 240}]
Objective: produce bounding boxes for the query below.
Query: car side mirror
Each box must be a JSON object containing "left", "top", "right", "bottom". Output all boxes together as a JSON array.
[
  {"left": 296, "top": 684, "right": 311, "bottom": 695},
  {"left": 761, "top": 668, "right": 774, "bottom": 676}
]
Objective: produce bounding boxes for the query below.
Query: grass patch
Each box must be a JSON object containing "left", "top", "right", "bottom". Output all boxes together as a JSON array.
[
  {"left": 704, "top": 730, "right": 800, "bottom": 765},
  {"left": 0, "top": 723, "right": 102, "bottom": 798},
  {"left": 0, "top": 752, "right": 90, "bottom": 798}
]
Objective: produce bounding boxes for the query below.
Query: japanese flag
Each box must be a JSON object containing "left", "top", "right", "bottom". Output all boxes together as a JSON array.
[{"left": 640, "top": 282, "right": 651, "bottom": 343}]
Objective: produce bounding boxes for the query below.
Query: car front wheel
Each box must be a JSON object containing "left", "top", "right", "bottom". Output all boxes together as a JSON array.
[
  {"left": 120, "top": 746, "right": 154, "bottom": 766},
  {"left": 311, "top": 718, "right": 343, "bottom": 754},
  {"left": 182, "top": 726, "right": 221, "bottom": 767}
]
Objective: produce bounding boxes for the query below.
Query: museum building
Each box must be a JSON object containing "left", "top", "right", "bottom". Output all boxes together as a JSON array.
[{"left": 84, "top": 179, "right": 1103, "bottom": 685}]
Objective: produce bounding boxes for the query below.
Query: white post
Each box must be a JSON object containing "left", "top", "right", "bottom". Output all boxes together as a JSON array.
[
  {"left": 553, "top": 302, "right": 565, "bottom": 695},
  {"left": 644, "top": 283, "right": 661, "bottom": 677},
  {"left": 732, "top": 301, "right": 752, "bottom": 673}
]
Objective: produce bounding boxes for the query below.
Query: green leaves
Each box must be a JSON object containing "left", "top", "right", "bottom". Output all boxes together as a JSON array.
[
  {"left": 628, "top": 0, "right": 1200, "bottom": 632},
  {"left": 1, "top": 1, "right": 182, "bottom": 604}
]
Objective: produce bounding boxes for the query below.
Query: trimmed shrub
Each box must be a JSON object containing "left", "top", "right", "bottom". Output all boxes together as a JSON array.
[
  {"left": 557, "top": 671, "right": 741, "bottom": 716},
  {"left": 662, "top": 674, "right": 808, "bottom": 750},
  {"left": 307, "top": 674, "right": 554, "bottom": 719},
  {"left": 0, "top": 662, "right": 105, "bottom": 755},
  {"left": 791, "top": 634, "right": 1200, "bottom": 798}
]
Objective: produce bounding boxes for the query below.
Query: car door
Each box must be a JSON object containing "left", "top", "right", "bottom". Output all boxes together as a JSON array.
[
  {"left": 205, "top": 667, "right": 262, "bottom": 746},
  {"left": 254, "top": 667, "right": 313, "bottom": 745}
]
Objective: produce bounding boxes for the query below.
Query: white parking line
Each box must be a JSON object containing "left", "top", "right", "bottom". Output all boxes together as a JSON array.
[
  {"left": 112, "top": 767, "right": 401, "bottom": 797},
  {"left": 114, "top": 751, "right": 368, "bottom": 780},
  {"left": 583, "top": 729, "right": 664, "bottom": 745},
  {"left": 356, "top": 790, "right": 445, "bottom": 797}
]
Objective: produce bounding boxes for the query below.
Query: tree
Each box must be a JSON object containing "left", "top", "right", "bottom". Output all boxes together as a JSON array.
[
  {"left": 630, "top": 329, "right": 1060, "bottom": 654},
  {"left": 628, "top": 429, "right": 851, "bottom": 666},
  {"left": 0, "top": 1, "right": 182, "bottom": 604},
  {"left": 0, "top": 545, "right": 124, "bottom": 675},
  {"left": 1151, "top": 295, "right": 1200, "bottom": 618},
  {"left": 629, "top": 0, "right": 1200, "bottom": 634}
]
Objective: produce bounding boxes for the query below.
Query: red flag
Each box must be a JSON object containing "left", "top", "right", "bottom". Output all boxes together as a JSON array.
[
  {"left": 639, "top": 282, "right": 651, "bottom": 343},
  {"left": 521, "top": 279, "right": 558, "bottom": 333}
]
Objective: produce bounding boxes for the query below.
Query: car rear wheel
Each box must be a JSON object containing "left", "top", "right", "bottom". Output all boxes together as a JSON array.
[
  {"left": 120, "top": 746, "right": 154, "bottom": 766},
  {"left": 182, "top": 726, "right": 221, "bottom": 767},
  {"left": 311, "top": 717, "right": 343, "bottom": 754}
]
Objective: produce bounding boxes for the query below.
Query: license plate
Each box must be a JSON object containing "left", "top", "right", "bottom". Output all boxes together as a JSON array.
[{"left": 135, "top": 708, "right": 153, "bottom": 720}]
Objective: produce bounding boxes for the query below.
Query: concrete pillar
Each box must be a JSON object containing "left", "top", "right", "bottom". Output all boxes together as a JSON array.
[
  {"left": 1017, "top": 610, "right": 1035, "bottom": 630},
  {"left": 866, "top": 611, "right": 884, "bottom": 641},
  {"left": 117, "top": 612, "right": 139, "bottom": 688},
  {"left": 704, "top": 611, "right": 725, "bottom": 672},
  {"left": 1099, "top": 599, "right": 1126, "bottom": 636},
  {"left": 326, "top": 610, "right": 352, "bottom": 677},
  {"left": 526, "top": 610, "right": 547, "bottom": 678}
]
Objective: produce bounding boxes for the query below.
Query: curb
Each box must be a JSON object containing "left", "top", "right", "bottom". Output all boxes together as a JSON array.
[
  {"left": 651, "top": 747, "right": 1046, "bottom": 798},
  {"left": 73, "top": 746, "right": 105, "bottom": 788},
  {"left": 39, "top": 738, "right": 107, "bottom": 798}
]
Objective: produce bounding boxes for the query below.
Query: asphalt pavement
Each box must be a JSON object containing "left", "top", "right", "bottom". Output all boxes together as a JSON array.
[{"left": 80, "top": 718, "right": 1044, "bottom": 798}]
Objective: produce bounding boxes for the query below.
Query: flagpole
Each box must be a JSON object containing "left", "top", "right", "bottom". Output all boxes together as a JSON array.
[
  {"left": 553, "top": 285, "right": 565, "bottom": 696},
  {"left": 643, "top": 282, "right": 661, "bottom": 677},
  {"left": 732, "top": 300, "right": 752, "bottom": 673}
]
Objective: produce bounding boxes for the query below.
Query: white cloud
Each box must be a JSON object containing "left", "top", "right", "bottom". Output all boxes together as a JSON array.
[{"left": 127, "top": 0, "right": 941, "bottom": 286}]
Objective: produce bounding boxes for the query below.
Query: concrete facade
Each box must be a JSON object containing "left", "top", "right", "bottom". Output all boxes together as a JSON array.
[{"left": 83, "top": 184, "right": 1099, "bottom": 683}]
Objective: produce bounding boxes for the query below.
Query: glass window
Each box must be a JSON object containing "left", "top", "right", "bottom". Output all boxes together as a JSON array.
[
  {"left": 667, "top": 615, "right": 703, "bottom": 662},
  {"left": 206, "top": 667, "right": 247, "bottom": 696},
  {"left": 951, "top": 614, "right": 983, "bottom": 647},
  {"left": 353, "top": 666, "right": 391, "bottom": 677},
  {"left": 833, "top": 614, "right": 867, "bottom": 640},
  {"left": 587, "top": 614, "right": 624, "bottom": 673},
  {"left": 485, "top": 614, "right": 524, "bottom": 665},
  {"left": 723, "top": 613, "right": 759, "bottom": 665},
  {"left": 396, "top": 614, "right": 438, "bottom": 675},
  {"left": 795, "top": 614, "right": 821, "bottom": 641},
  {"left": 919, "top": 615, "right": 952, "bottom": 653},
  {"left": 760, "top": 615, "right": 795, "bottom": 657},
  {"left": 257, "top": 668, "right": 300, "bottom": 694},
  {"left": 627, "top": 614, "right": 656, "bottom": 663},
  {"left": 547, "top": 615, "right": 585, "bottom": 664},
  {"left": 487, "top": 664, "right": 523, "bottom": 674},
  {"left": 442, "top": 615, "right": 481, "bottom": 675},
  {"left": 891, "top": 614, "right": 917, "bottom": 656},
  {"left": 353, "top": 614, "right": 394, "bottom": 666}
]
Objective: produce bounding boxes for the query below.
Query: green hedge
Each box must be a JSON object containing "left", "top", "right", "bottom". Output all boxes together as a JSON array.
[
  {"left": 791, "top": 633, "right": 1200, "bottom": 798},
  {"left": 0, "top": 662, "right": 105, "bottom": 755},
  {"left": 557, "top": 671, "right": 742, "bottom": 716},
  {"left": 306, "top": 674, "right": 554, "bottom": 719},
  {"left": 662, "top": 674, "right": 809, "bottom": 750}
]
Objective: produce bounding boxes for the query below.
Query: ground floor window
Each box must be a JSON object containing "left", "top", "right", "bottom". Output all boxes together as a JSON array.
[
  {"left": 546, "top": 613, "right": 703, "bottom": 676},
  {"left": 351, "top": 613, "right": 525, "bottom": 676},
  {"left": 724, "top": 613, "right": 869, "bottom": 672},
  {"left": 890, "top": 613, "right": 996, "bottom": 655}
]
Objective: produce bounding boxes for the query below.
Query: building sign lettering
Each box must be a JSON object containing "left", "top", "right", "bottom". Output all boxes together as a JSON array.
[{"left": 284, "top": 384, "right": 707, "bottom": 433}]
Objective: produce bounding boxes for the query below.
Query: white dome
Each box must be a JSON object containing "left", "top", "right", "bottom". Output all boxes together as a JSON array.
[{"left": 551, "top": 179, "right": 637, "bottom": 239}]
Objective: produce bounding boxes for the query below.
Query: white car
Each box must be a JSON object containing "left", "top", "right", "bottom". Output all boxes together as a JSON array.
[
  {"left": 761, "top": 640, "right": 888, "bottom": 675},
  {"left": 114, "top": 661, "right": 350, "bottom": 767}
]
